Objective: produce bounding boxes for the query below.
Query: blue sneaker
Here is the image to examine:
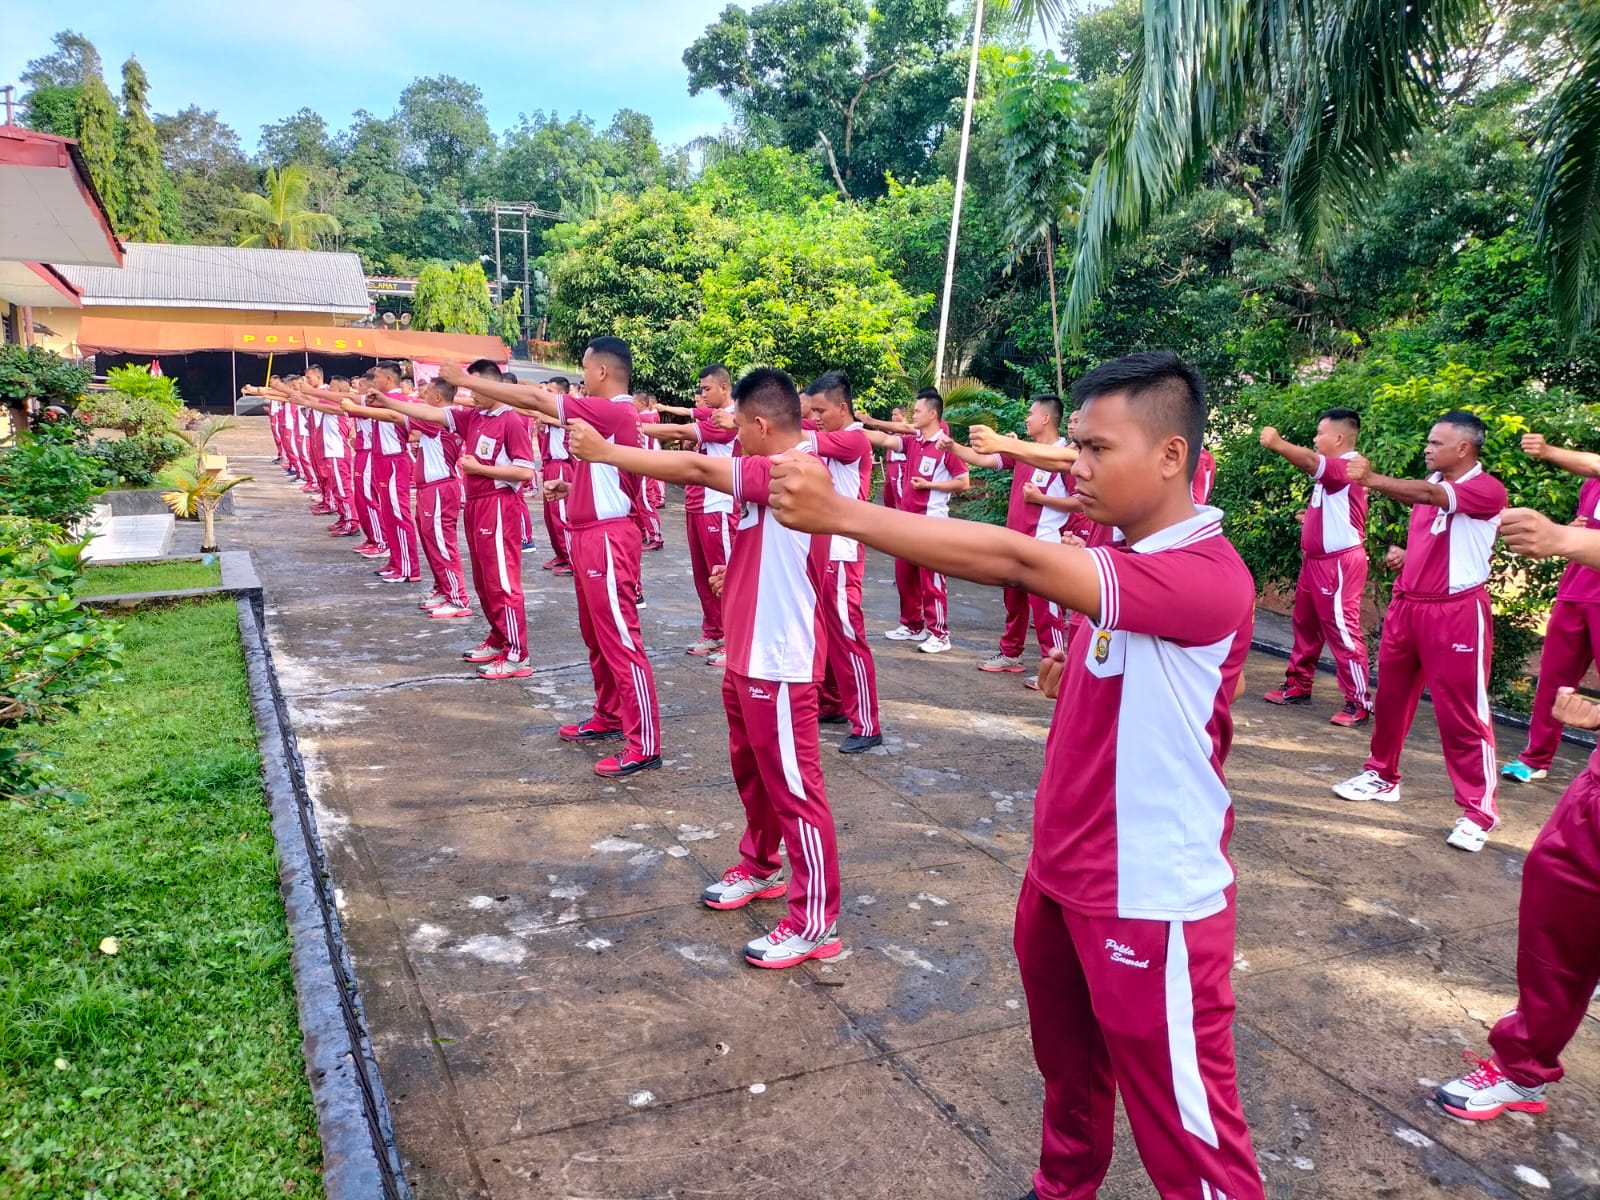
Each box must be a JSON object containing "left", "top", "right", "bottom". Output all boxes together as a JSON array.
[{"left": 1500, "top": 760, "right": 1547, "bottom": 783}]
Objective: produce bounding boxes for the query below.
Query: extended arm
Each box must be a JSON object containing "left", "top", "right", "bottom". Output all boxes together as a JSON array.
[
  {"left": 1357, "top": 470, "right": 1452, "bottom": 508},
  {"left": 367, "top": 394, "right": 453, "bottom": 425},
  {"left": 939, "top": 434, "right": 1003, "bottom": 471},
  {"left": 860, "top": 413, "right": 914, "bottom": 434},
  {"left": 968, "top": 426, "right": 1078, "bottom": 471},
  {"left": 339, "top": 398, "right": 405, "bottom": 425},
  {"left": 861, "top": 428, "right": 903, "bottom": 451},
  {"left": 567, "top": 420, "right": 733, "bottom": 492},
  {"left": 1258, "top": 427, "right": 1320, "bottom": 474},
  {"left": 436, "top": 363, "right": 561, "bottom": 418},
  {"left": 1523, "top": 433, "right": 1600, "bottom": 479},
  {"left": 640, "top": 422, "right": 701, "bottom": 444},
  {"left": 1502, "top": 509, "right": 1600, "bottom": 570},
  {"left": 913, "top": 474, "right": 972, "bottom": 494},
  {"left": 768, "top": 455, "right": 1102, "bottom": 617},
  {"left": 654, "top": 402, "right": 694, "bottom": 418}
]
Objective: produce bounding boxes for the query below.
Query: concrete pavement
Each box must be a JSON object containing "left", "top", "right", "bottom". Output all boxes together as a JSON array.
[{"left": 212, "top": 420, "right": 1600, "bottom": 1200}]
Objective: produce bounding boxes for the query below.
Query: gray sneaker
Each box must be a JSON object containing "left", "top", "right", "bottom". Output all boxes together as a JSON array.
[
  {"left": 702, "top": 866, "right": 785, "bottom": 910},
  {"left": 743, "top": 919, "right": 842, "bottom": 969},
  {"left": 978, "top": 652, "right": 1025, "bottom": 673}
]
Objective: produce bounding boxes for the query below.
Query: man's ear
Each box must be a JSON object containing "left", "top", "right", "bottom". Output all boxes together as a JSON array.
[{"left": 1161, "top": 434, "right": 1189, "bottom": 482}]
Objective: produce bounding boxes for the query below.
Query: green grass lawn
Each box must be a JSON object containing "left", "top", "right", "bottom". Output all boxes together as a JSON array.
[
  {"left": 81, "top": 558, "right": 222, "bottom": 596},
  {"left": 1, "top": 599, "right": 324, "bottom": 1197}
]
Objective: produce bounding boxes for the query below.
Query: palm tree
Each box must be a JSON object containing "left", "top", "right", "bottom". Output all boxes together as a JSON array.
[
  {"left": 1008, "top": 0, "right": 1600, "bottom": 344},
  {"left": 227, "top": 164, "right": 340, "bottom": 250},
  {"left": 995, "top": 49, "right": 1085, "bottom": 396}
]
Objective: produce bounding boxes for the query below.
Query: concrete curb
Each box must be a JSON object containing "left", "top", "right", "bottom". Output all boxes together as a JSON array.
[
  {"left": 235, "top": 590, "right": 412, "bottom": 1200},
  {"left": 79, "top": 551, "right": 263, "bottom": 610},
  {"left": 1250, "top": 625, "right": 1598, "bottom": 752}
]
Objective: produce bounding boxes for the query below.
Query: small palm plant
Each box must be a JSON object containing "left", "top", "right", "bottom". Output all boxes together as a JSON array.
[
  {"left": 162, "top": 470, "right": 251, "bottom": 553},
  {"left": 162, "top": 419, "right": 248, "bottom": 552}
]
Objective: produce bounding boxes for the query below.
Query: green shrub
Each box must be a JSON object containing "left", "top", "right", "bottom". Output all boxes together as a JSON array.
[
  {"left": 103, "top": 364, "right": 182, "bottom": 413},
  {"left": 74, "top": 388, "right": 180, "bottom": 437},
  {"left": 0, "top": 521, "right": 122, "bottom": 803},
  {"left": 0, "top": 429, "right": 104, "bottom": 529},
  {"left": 1213, "top": 348, "right": 1598, "bottom": 709},
  {"left": 0, "top": 344, "right": 92, "bottom": 408},
  {"left": 89, "top": 433, "right": 186, "bottom": 488}
]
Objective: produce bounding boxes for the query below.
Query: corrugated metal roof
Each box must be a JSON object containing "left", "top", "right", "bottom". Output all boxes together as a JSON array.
[{"left": 56, "top": 243, "right": 369, "bottom": 314}]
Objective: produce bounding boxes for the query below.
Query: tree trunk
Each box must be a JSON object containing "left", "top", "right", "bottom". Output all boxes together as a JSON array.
[
  {"left": 1046, "top": 231, "right": 1065, "bottom": 397},
  {"left": 201, "top": 503, "right": 217, "bottom": 553}
]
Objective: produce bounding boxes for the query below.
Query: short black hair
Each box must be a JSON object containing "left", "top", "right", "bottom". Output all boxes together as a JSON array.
[
  {"left": 428, "top": 380, "right": 458, "bottom": 405},
  {"left": 503, "top": 372, "right": 519, "bottom": 384},
  {"left": 359, "top": 369, "right": 376, "bottom": 381},
  {"left": 732, "top": 366, "right": 801, "bottom": 431},
  {"left": 304, "top": 364, "right": 324, "bottom": 377},
  {"left": 1031, "top": 394, "right": 1064, "bottom": 427},
  {"left": 547, "top": 376, "right": 570, "bottom": 392},
  {"left": 467, "top": 358, "right": 502, "bottom": 380},
  {"left": 915, "top": 390, "right": 944, "bottom": 419},
  {"left": 1437, "top": 408, "right": 1487, "bottom": 450},
  {"left": 806, "top": 370, "right": 853, "bottom": 409},
  {"left": 587, "top": 336, "right": 633, "bottom": 385},
  {"left": 330, "top": 375, "right": 350, "bottom": 384},
  {"left": 1072, "top": 351, "right": 1207, "bottom": 482},
  {"left": 1320, "top": 406, "right": 1361, "bottom": 432},
  {"left": 700, "top": 363, "right": 731, "bottom": 385}
]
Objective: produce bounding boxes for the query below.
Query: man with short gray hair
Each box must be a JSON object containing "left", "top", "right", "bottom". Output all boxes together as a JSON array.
[{"left": 1332, "top": 410, "right": 1507, "bottom": 853}]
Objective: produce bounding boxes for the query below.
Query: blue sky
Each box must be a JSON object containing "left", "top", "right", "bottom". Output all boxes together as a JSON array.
[{"left": 1, "top": 0, "right": 737, "bottom": 152}]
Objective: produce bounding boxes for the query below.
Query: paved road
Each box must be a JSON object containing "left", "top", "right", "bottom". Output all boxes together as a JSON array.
[{"left": 214, "top": 420, "right": 1600, "bottom": 1200}]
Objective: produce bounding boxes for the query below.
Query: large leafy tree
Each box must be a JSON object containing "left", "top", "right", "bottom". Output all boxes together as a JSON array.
[
  {"left": 412, "top": 262, "right": 494, "bottom": 334},
  {"left": 21, "top": 29, "right": 100, "bottom": 90},
  {"left": 1015, "top": 0, "right": 1600, "bottom": 343},
  {"left": 395, "top": 75, "right": 495, "bottom": 183},
  {"left": 993, "top": 49, "right": 1084, "bottom": 393},
  {"left": 115, "top": 59, "right": 164, "bottom": 242},
  {"left": 73, "top": 73, "right": 121, "bottom": 227},
  {"left": 683, "top": 0, "right": 964, "bottom": 199},
  {"left": 227, "top": 165, "right": 341, "bottom": 250},
  {"left": 155, "top": 107, "right": 255, "bottom": 245}
]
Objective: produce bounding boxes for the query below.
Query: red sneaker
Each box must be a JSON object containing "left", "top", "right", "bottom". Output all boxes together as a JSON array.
[
  {"left": 1330, "top": 701, "right": 1371, "bottom": 727},
  {"left": 541, "top": 557, "right": 565, "bottom": 571},
  {"left": 559, "top": 719, "right": 624, "bottom": 742},
  {"left": 550, "top": 563, "right": 574, "bottom": 577},
  {"left": 1263, "top": 686, "right": 1313, "bottom": 706},
  {"left": 594, "top": 751, "right": 663, "bottom": 778}
]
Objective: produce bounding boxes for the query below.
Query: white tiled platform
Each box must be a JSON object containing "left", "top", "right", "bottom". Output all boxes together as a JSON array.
[{"left": 81, "top": 506, "right": 176, "bottom": 562}]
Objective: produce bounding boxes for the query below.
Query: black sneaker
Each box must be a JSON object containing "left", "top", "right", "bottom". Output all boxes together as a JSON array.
[
  {"left": 819, "top": 712, "right": 850, "bottom": 725},
  {"left": 839, "top": 733, "right": 883, "bottom": 754}
]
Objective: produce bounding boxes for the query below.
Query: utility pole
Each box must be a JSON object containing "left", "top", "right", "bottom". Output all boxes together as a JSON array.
[
  {"left": 485, "top": 201, "right": 560, "bottom": 347},
  {"left": 1, "top": 86, "right": 16, "bottom": 127},
  {"left": 934, "top": 0, "right": 985, "bottom": 387}
]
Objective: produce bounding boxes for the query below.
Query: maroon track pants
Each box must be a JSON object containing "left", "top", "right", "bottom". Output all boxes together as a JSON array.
[
  {"left": 1015, "top": 877, "right": 1264, "bottom": 1200},
  {"left": 1489, "top": 760, "right": 1600, "bottom": 1087}
]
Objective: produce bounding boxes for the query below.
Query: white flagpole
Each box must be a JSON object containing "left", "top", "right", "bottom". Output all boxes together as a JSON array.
[{"left": 934, "top": 0, "right": 986, "bottom": 388}]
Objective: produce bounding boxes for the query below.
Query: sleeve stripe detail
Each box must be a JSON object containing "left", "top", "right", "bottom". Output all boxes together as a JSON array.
[
  {"left": 510, "top": 458, "right": 536, "bottom": 469},
  {"left": 730, "top": 460, "right": 744, "bottom": 503},
  {"left": 1087, "top": 545, "right": 1119, "bottom": 629},
  {"left": 1439, "top": 481, "right": 1459, "bottom": 515},
  {"left": 1311, "top": 454, "right": 1327, "bottom": 481}
]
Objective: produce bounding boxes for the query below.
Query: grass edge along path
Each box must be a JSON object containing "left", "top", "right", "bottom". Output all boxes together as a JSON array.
[
  {"left": 81, "top": 558, "right": 223, "bottom": 596},
  {"left": 0, "top": 598, "right": 324, "bottom": 1198}
]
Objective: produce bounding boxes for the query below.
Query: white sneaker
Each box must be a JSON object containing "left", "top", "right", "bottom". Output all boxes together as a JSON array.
[
  {"left": 743, "top": 919, "right": 842, "bottom": 969},
  {"left": 1436, "top": 1053, "right": 1546, "bottom": 1120},
  {"left": 686, "top": 637, "right": 724, "bottom": 657},
  {"left": 477, "top": 655, "right": 532, "bottom": 680},
  {"left": 418, "top": 593, "right": 447, "bottom": 610},
  {"left": 884, "top": 624, "right": 927, "bottom": 641},
  {"left": 1446, "top": 816, "right": 1490, "bottom": 853},
  {"left": 707, "top": 648, "right": 727, "bottom": 667},
  {"left": 918, "top": 634, "right": 952, "bottom": 654},
  {"left": 701, "top": 865, "right": 785, "bottom": 910},
  {"left": 1332, "top": 769, "right": 1401, "bottom": 803},
  {"left": 427, "top": 603, "right": 472, "bottom": 619}
]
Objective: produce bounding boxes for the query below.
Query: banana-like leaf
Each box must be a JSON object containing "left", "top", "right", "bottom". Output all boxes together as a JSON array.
[{"left": 1533, "top": 8, "right": 1600, "bottom": 341}]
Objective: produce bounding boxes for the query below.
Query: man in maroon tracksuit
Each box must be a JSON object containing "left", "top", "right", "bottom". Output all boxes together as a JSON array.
[
  {"left": 1502, "top": 431, "right": 1600, "bottom": 784},
  {"left": 444, "top": 340, "right": 663, "bottom": 776},
  {"left": 943, "top": 396, "right": 1076, "bottom": 688},
  {"left": 1332, "top": 410, "right": 1506, "bottom": 852},
  {"left": 767, "top": 351, "right": 1264, "bottom": 1200},
  {"left": 570, "top": 367, "right": 844, "bottom": 969},
  {"left": 370, "top": 361, "right": 536, "bottom": 678},
  {"left": 1433, "top": 503, "right": 1600, "bottom": 1122},
  {"left": 1259, "top": 408, "right": 1373, "bottom": 726},
  {"left": 646, "top": 366, "right": 741, "bottom": 658},
  {"left": 799, "top": 371, "right": 882, "bottom": 753}
]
